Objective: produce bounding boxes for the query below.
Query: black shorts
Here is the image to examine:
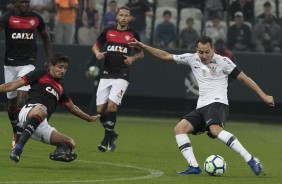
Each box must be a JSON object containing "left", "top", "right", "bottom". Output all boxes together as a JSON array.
[{"left": 182, "top": 102, "right": 229, "bottom": 135}]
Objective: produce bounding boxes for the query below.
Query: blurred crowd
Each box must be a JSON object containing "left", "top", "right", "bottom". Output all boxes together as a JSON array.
[{"left": 1, "top": 0, "right": 282, "bottom": 54}]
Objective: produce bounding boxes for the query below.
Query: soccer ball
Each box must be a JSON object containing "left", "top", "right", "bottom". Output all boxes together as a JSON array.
[
  {"left": 88, "top": 66, "right": 100, "bottom": 77},
  {"left": 204, "top": 155, "right": 226, "bottom": 176}
]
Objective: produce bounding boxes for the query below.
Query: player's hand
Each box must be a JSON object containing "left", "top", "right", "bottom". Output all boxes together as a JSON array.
[
  {"left": 128, "top": 38, "right": 144, "bottom": 49},
  {"left": 263, "top": 95, "right": 275, "bottom": 107},
  {"left": 96, "top": 52, "right": 107, "bottom": 60},
  {"left": 123, "top": 55, "right": 134, "bottom": 65},
  {"left": 89, "top": 114, "right": 101, "bottom": 122}
]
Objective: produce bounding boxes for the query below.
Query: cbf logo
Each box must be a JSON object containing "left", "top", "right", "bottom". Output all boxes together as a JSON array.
[{"left": 185, "top": 71, "right": 199, "bottom": 96}]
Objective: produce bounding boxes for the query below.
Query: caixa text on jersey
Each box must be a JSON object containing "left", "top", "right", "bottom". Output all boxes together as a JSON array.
[
  {"left": 11, "top": 33, "right": 34, "bottom": 40},
  {"left": 107, "top": 45, "right": 128, "bottom": 53}
]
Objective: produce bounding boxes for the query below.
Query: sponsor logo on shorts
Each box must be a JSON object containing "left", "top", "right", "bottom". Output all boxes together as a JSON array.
[{"left": 117, "top": 90, "right": 124, "bottom": 98}]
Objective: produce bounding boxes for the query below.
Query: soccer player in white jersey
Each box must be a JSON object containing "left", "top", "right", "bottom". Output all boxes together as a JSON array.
[{"left": 129, "top": 36, "right": 274, "bottom": 175}]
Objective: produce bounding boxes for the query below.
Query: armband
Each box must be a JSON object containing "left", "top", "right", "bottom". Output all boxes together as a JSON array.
[{"left": 229, "top": 67, "right": 241, "bottom": 79}]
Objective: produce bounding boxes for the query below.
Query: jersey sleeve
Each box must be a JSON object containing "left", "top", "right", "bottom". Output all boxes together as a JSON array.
[
  {"left": 221, "top": 57, "right": 237, "bottom": 74},
  {"left": 21, "top": 69, "right": 44, "bottom": 85},
  {"left": 59, "top": 88, "right": 72, "bottom": 105},
  {"left": 173, "top": 53, "right": 194, "bottom": 66},
  {"left": 36, "top": 13, "right": 46, "bottom": 32},
  {"left": 95, "top": 29, "right": 108, "bottom": 47}
]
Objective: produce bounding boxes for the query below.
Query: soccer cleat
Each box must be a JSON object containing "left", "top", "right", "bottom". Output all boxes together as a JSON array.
[
  {"left": 108, "top": 131, "right": 118, "bottom": 152},
  {"left": 178, "top": 166, "right": 202, "bottom": 174},
  {"left": 49, "top": 152, "right": 77, "bottom": 162},
  {"left": 248, "top": 157, "right": 262, "bottom": 175},
  {"left": 10, "top": 144, "right": 23, "bottom": 163},
  {"left": 97, "top": 144, "right": 107, "bottom": 152}
]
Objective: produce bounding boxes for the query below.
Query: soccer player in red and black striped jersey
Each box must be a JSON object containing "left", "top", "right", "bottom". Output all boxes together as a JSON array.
[
  {"left": 0, "top": 53, "right": 100, "bottom": 163},
  {"left": 0, "top": 0, "right": 52, "bottom": 148},
  {"left": 92, "top": 6, "right": 144, "bottom": 152}
]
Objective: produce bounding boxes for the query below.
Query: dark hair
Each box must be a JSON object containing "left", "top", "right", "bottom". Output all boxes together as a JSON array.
[
  {"left": 186, "top": 17, "right": 194, "bottom": 23},
  {"left": 263, "top": 1, "right": 271, "bottom": 7},
  {"left": 196, "top": 36, "right": 213, "bottom": 48},
  {"left": 117, "top": 6, "right": 131, "bottom": 15},
  {"left": 109, "top": 0, "right": 117, "bottom": 4},
  {"left": 211, "top": 15, "right": 221, "bottom": 20},
  {"left": 49, "top": 53, "right": 71, "bottom": 66},
  {"left": 163, "top": 10, "right": 172, "bottom": 17}
]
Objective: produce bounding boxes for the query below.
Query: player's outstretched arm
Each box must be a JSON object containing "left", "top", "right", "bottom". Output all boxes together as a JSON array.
[
  {"left": 40, "top": 31, "right": 52, "bottom": 61},
  {"left": 0, "top": 79, "right": 25, "bottom": 93},
  {"left": 236, "top": 72, "right": 275, "bottom": 106},
  {"left": 65, "top": 101, "right": 100, "bottom": 122},
  {"left": 128, "top": 39, "right": 174, "bottom": 61}
]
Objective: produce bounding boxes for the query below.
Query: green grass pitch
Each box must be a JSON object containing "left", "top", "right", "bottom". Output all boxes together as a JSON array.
[{"left": 0, "top": 112, "right": 282, "bottom": 184}]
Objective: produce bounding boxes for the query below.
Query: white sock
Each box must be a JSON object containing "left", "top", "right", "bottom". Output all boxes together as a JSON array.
[
  {"left": 218, "top": 130, "right": 252, "bottom": 162},
  {"left": 176, "top": 134, "right": 199, "bottom": 167}
]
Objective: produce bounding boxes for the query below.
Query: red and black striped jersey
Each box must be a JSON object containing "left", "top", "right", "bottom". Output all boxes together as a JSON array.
[
  {"left": 95, "top": 26, "right": 142, "bottom": 81},
  {"left": 21, "top": 69, "right": 71, "bottom": 119},
  {"left": 0, "top": 10, "right": 46, "bottom": 66}
]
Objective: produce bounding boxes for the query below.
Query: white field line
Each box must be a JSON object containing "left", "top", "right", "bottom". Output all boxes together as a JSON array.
[{"left": 0, "top": 155, "right": 164, "bottom": 184}]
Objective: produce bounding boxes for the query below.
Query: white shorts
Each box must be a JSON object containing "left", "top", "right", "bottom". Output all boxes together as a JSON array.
[
  {"left": 18, "top": 104, "right": 56, "bottom": 144},
  {"left": 96, "top": 79, "right": 129, "bottom": 106},
  {"left": 4, "top": 64, "right": 35, "bottom": 99}
]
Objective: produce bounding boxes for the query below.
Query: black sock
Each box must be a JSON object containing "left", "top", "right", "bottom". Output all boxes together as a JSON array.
[
  {"left": 100, "top": 112, "right": 117, "bottom": 145},
  {"left": 105, "top": 112, "right": 117, "bottom": 131},
  {"left": 105, "top": 112, "right": 117, "bottom": 139},
  {"left": 99, "top": 115, "right": 107, "bottom": 128},
  {"left": 8, "top": 108, "right": 21, "bottom": 133},
  {"left": 17, "top": 115, "right": 42, "bottom": 148},
  {"left": 16, "top": 126, "right": 24, "bottom": 144}
]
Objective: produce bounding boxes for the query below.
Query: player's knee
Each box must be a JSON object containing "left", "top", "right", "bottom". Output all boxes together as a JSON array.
[
  {"left": 174, "top": 123, "right": 185, "bottom": 135},
  {"left": 97, "top": 104, "right": 106, "bottom": 114},
  {"left": 174, "top": 119, "right": 193, "bottom": 135},
  {"left": 209, "top": 124, "right": 223, "bottom": 137},
  {"left": 107, "top": 101, "right": 118, "bottom": 112},
  {"left": 29, "top": 106, "right": 47, "bottom": 120}
]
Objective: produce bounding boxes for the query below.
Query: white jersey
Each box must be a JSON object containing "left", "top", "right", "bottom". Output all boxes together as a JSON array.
[{"left": 173, "top": 53, "right": 236, "bottom": 109}]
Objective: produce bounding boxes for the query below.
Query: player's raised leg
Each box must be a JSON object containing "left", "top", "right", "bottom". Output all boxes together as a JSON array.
[{"left": 210, "top": 124, "right": 262, "bottom": 175}]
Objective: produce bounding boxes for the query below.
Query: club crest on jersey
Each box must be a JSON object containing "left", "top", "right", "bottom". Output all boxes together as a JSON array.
[
  {"left": 209, "top": 65, "right": 218, "bottom": 76},
  {"left": 46, "top": 87, "right": 59, "bottom": 100},
  {"left": 125, "top": 35, "right": 131, "bottom": 41},
  {"left": 11, "top": 33, "right": 34, "bottom": 40},
  {"left": 107, "top": 45, "right": 128, "bottom": 53},
  {"left": 30, "top": 19, "right": 35, "bottom": 26}
]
